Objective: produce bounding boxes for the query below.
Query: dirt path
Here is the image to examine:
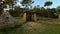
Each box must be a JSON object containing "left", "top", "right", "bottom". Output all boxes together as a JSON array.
[{"left": 22, "top": 22, "right": 45, "bottom": 34}]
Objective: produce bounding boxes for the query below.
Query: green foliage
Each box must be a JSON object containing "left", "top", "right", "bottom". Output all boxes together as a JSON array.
[
  {"left": 37, "top": 17, "right": 60, "bottom": 34},
  {"left": 35, "top": 7, "right": 58, "bottom": 18},
  {"left": 44, "top": 1, "right": 52, "bottom": 6},
  {"left": 21, "top": 0, "right": 34, "bottom": 8},
  {"left": 44, "top": 1, "right": 53, "bottom": 17},
  {"left": 5, "top": 0, "right": 13, "bottom": 4},
  {"left": 5, "top": 0, "right": 17, "bottom": 4},
  {"left": 56, "top": 6, "right": 60, "bottom": 14},
  {"left": 9, "top": 7, "right": 24, "bottom": 17}
]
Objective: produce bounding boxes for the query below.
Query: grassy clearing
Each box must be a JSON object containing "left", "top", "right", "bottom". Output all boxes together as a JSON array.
[
  {"left": 40, "top": 24, "right": 60, "bottom": 34},
  {"left": 37, "top": 17, "right": 60, "bottom": 24},
  {"left": 21, "top": 23, "right": 60, "bottom": 34},
  {"left": 0, "top": 26, "right": 23, "bottom": 34},
  {"left": 37, "top": 17, "right": 60, "bottom": 22},
  {"left": 36, "top": 17, "right": 60, "bottom": 34},
  {"left": 0, "top": 23, "right": 60, "bottom": 34},
  {"left": 0, "top": 17, "right": 24, "bottom": 34},
  {"left": 14, "top": 17, "right": 24, "bottom": 25},
  {"left": 14, "top": 17, "right": 23, "bottom": 23},
  {"left": 0, "top": 17, "right": 60, "bottom": 34}
]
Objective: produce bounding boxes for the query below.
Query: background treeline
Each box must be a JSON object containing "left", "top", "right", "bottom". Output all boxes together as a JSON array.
[
  {"left": 9, "top": 6, "right": 59, "bottom": 18},
  {"left": 0, "top": 0, "right": 60, "bottom": 18}
]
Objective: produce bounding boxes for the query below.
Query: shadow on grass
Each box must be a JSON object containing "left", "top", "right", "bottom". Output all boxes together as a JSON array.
[{"left": 0, "top": 23, "right": 24, "bottom": 34}]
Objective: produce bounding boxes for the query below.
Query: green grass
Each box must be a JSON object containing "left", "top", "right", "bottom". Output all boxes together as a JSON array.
[
  {"left": 0, "top": 26, "right": 23, "bottom": 34},
  {"left": 14, "top": 17, "right": 23, "bottom": 23},
  {"left": 37, "top": 17, "right": 60, "bottom": 21},
  {"left": 40, "top": 24, "right": 60, "bottom": 34},
  {"left": 14, "top": 17, "right": 24, "bottom": 25},
  {"left": 0, "top": 24, "right": 60, "bottom": 34},
  {"left": 36, "top": 17, "right": 60, "bottom": 34},
  {"left": 0, "top": 17, "right": 24, "bottom": 34},
  {"left": 0, "top": 17, "right": 60, "bottom": 34},
  {"left": 37, "top": 17, "right": 60, "bottom": 24}
]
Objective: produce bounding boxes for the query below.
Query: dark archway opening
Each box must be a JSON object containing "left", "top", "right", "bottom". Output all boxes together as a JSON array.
[
  {"left": 26, "top": 12, "right": 34, "bottom": 22},
  {"left": 26, "top": 13, "right": 32, "bottom": 21}
]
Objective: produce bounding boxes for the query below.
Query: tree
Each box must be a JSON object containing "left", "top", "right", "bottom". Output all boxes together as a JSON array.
[
  {"left": 50, "top": 8, "right": 58, "bottom": 18},
  {"left": 5, "top": 0, "right": 17, "bottom": 10},
  {"left": 0, "top": 0, "right": 17, "bottom": 10},
  {"left": 44, "top": 1, "right": 53, "bottom": 17},
  {"left": 44, "top": 1, "right": 52, "bottom": 7},
  {"left": 0, "top": 0, "right": 5, "bottom": 15},
  {"left": 5, "top": 0, "right": 17, "bottom": 4},
  {"left": 21, "top": 0, "right": 34, "bottom": 9},
  {"left": 56, "top": 6, "right": 60, "bottom": 14},
  {"left": 40, "top": 7, "right": 45, "bottom": 12},
  {"left": 40, "top": 7, "right": 47, "bottom": 17},
  {"left": 33, "top": 6, "right": 40, "bottom": 16},
  {"left": 0, "top": 0, "right": 18, "bottom": 15},
  {"left": 33, "top": 6, "right": 37, "bottom": 10},
  {"left": 9, "top": 6, "right": 20, "bottom": 17}
]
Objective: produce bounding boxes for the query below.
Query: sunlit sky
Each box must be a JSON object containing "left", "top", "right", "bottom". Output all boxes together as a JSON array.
[{"left": 17, "top": 0, "right": 60, "bottom": 8}]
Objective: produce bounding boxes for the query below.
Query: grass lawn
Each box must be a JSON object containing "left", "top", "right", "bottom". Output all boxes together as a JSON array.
[
  {"left": 39, "top": 24, "right": 60, "bottom": 34},
  {"left": 0, "top": 17, "right": 60, "bottom": 34},
  {"left": 14, "top": 17, "right": 24, "bottom": 25},
  {"left": 37, "top": 17, "right": 60, "bottom": 24},
  {"left": 36, "top": 17, "right": 60, "bottom": 34}
]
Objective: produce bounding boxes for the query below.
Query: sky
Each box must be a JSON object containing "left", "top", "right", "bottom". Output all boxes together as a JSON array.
[{"left": 17, "top": 0, "right": 60, "bottom": 8}]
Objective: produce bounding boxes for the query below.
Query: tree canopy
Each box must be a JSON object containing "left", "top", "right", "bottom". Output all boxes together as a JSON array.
[
  {"left": 44, "top": 1, "right": 52, "bottom": 6},
  {"left": 21, "top": 0, "right": 34, "bottom": 8}
]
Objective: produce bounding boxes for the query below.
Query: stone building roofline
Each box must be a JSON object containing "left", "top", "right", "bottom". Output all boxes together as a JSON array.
[{"left": 23, "top": 9, "right": 36, "bottom": 13}]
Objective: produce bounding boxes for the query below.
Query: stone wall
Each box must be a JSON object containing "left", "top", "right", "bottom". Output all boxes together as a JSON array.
[{"left": 23, "top": 13, "right": 26, "bottom": 22}]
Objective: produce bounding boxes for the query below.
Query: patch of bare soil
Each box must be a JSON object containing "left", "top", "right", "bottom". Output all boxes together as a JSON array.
[{"left": 22, "top": 22, "right": 45, "bottom": 34}]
